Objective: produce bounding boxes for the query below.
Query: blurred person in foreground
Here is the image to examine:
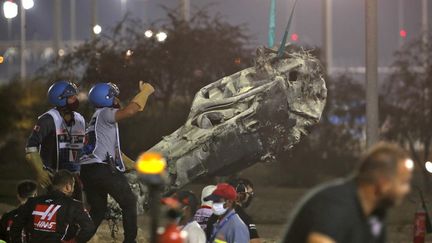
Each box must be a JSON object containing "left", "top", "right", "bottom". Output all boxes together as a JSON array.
[
  {"left": 163, "top": 191, "right": 206, "bottom": 243},
  {"left": 159, "top": 197, "right": 185, "bottom": 243},
  {"left": 0, "top": 180, "right": 37, "bottom": 242},
  {"left": 281, "top": 142, "right": 413, "bottom": 243}
]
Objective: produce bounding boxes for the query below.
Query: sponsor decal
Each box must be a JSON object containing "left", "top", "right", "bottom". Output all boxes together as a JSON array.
[{"left": 32, "top": 204, "right": 61, "bottom": 232}]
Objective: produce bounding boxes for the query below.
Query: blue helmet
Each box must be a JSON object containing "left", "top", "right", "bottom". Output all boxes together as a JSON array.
[
  {"left": 47, "top": 81, "right": 79, "bottom": 107},
  {"left": 88, "top": 83, "right": 120, "bottom": 107}
]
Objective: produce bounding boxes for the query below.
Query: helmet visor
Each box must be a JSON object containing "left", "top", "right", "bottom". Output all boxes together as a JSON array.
[
  {"left": 59, "top": 82, "right": 78, "bottom": 99},
  {"left": 107, "top": 82, "right": 120, "bottom": 99}
]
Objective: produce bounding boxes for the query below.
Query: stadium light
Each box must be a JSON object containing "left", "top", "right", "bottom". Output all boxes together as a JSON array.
[{"left": 3, "top": 1, "right": 18, "bottom": 19}]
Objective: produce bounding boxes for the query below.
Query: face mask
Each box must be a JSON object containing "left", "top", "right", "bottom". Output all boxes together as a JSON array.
[
  {"left": 376, "top": 194, "right": 395, "bottom": 212},
  {"left": 242, "top": 196, "right": 254, "bottom": 209},
  {"left": 166, "top": 208, "right": 182, "bottom": 222},
  {"left": 212, "top": 202, "right": 228, "bottom": 216},
  {"left": 112, "top": 97, "right": 121, "bottom": 109},
  {"left": 67, "top": 98, "right": 80, "bottom": 111}
]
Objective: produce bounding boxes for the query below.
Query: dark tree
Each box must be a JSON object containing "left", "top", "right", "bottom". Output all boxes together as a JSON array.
[
  {"left": 38, "top": 6, "right": 253, "bottom": 157},
  {"left": 382, "top": 35, "right": 432, "bottom": 188},
  {"left": 39, "top": 7, "right": 251, "bottom": 106}
]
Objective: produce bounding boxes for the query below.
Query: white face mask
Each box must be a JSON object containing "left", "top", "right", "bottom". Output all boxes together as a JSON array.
[{"left": 212, "top": 202, "right": 228, "bottom": 216}]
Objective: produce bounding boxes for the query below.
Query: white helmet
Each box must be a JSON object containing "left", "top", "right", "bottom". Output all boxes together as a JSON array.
[{"left": 201, "top": 185, "right": 216, "bottom": 207}]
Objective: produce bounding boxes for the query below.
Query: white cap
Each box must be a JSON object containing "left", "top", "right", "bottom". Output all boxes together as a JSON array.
[{"left": 201, "top": 185, "right": 216, "bottom": 207}]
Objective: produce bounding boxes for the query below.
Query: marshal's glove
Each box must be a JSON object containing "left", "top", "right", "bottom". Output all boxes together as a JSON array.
[
  {"left": 132, "top": 81, "right": 154, "bottom": 111},
  {"left": 25, "top": 152, "right": 52, "bottom": 188}
]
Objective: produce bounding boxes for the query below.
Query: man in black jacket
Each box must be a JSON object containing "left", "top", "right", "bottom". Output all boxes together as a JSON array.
[
  {"left": 281, "top": 142, "right": 413, "bottom": 243},
  {"left": 0, "top": 180, "right": 37, "bottom": 242},
  {"left": 10, "top": 170, "right": 94, "bottom": 243}
]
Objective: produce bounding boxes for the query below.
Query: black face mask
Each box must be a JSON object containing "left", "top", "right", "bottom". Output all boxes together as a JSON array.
[
  {"left": 242, "top": 196, "right": 254, "bottom": 209},
  {"left": 112, "top": 98, "right": 121, "bottom": 109},
  {"left": 67, "top": 99, "right": 80, "bottom": 111},
  {"left": 375, "top": 195, "right": 395, "bottom": 212},
  {"left": 372, "top": 201, "right": 389, "bottom": 219},
  {"left": 166, "top": 208, "right": 182, "bottom": 220}
]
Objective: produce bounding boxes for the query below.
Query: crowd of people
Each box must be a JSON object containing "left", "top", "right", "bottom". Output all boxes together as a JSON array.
[
  {"left": 158, "top": 179, "right": 261, "bottom": 243},
  {"left": 0, "top": 81, "right": 264, "bottom": 243},
  {"left": 0, "top": 173, "right": 262, "bottom": 243},
  {"left": 0, "top": 80, "right": 416, "bottom": 243}
]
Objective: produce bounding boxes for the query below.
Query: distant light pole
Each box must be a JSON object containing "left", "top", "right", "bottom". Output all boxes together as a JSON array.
[
  {"left": 365, "top": 0, "right": 379, "bottom": 148},
  {"left": 3, "top": 1, "right": 18, "bottom": 79},
  {"left": 181, "top": 0, "right": 190, "bottom": 22},
  {"left": 20, "top": 0, "right": 35, "bottom": 79},
  {"left": 422, "top": 0, "right": 428, "bottom": 44},
  {"left": 91, "top": 0, "right": 99, "bottom": 38},
  {"left": 20, "top": 1, "right": 26, "bottom": 78},
  {"left": 322, "top": 0, "right": 333, "bottom": 75},
  {"left": 398, "top": 0, "right": 405, "bottom": 47},
  {"left": 71, "top": 0, "right": 76, "bottom": 42},
  {"left": 268, "top": 0, "right": 276, "bottom": 48},
  {"left": 421, "top": 0, "right": 428, "bottom": 80},
  {"left": 121, "top": 0, "right": 127, "bottom": 17},
  {"left": 7, "top": 19, "right": 12, "bottom": 40},
  {"left": 53, "top": 0, "right": 62, "bottom": 55}
]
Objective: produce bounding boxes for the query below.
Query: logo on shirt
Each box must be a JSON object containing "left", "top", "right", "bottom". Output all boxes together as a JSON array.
[
  {"left": 32, "top": 204, "right": 61, "bottom": 232},
  {"left": 6, "top": 218, "right": 13, "bottom": 231},
  {"left": 33, "top": 125, "right": 40, "bottom": 132}
]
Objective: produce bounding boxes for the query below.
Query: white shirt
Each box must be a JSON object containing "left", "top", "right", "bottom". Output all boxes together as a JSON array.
[
  {"left": 182, "top": 220, "right": 207, "bottom": 243},
  {"left": 79, "top": 108, "right": 125, "bottom": 171}
]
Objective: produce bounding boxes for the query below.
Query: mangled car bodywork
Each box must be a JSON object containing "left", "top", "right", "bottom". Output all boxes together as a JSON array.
[
  {"left": 147, "top": 45, "right": 327, "bottom": 191},
  {"left": 106, "top": 45, "right": 327, "bottom": 228}
]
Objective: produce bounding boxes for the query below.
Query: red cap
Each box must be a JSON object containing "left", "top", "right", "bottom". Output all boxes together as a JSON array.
[{"left": 204, "top": 183, "right": 237, "bottom": 201}]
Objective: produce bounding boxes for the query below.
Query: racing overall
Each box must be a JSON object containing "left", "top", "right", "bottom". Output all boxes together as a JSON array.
[{"left": 9, "top": 191, "right": 94, "bottom": 243}]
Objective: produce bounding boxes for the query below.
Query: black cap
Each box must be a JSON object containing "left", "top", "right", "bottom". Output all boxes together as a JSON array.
[{"left": 174, "top": 190, "right": 199, "bottom": 215}]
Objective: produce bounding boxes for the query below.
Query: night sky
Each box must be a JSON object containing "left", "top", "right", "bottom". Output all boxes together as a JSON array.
[{"left": 0, "top": 0, "right": 431, "bottom": 71}]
